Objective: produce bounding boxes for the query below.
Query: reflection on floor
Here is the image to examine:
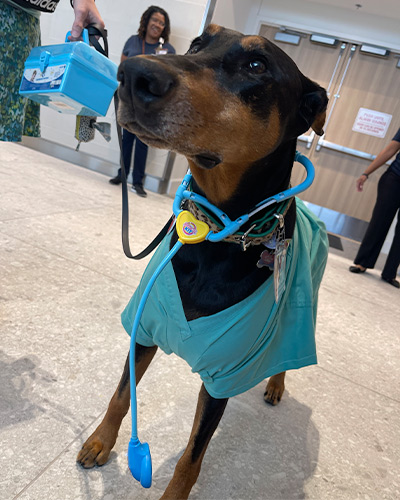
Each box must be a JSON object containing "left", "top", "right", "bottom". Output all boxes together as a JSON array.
[
  {"left": 305, "top": 201, "right": 369, "bottom": 242},
  {"left": 326, "top": 233, "right": 343, "bottom": 251},
  {"left": 306, "top": 202, "right": 393, "bottom": 272},
  {"left": 1, "top": 142, "right": 399, "bottom": 500}
]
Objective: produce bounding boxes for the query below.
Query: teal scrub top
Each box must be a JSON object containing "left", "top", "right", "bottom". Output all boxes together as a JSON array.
[{"left": 121, "top": 198, "right": 328, "bottom": 399}]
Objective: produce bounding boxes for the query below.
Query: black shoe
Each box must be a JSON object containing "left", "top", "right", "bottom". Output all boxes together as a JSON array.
[
  {"left": 109, "top": 175, "right": 122, "bottom": 185},
  {"left": 349, "top": 265, "right": 366, "bottom": 274},
  {"left": 381, "top": 276, "right": 400, "bottom": 288},
  {"left": 131, "top": 184, "right": 147, "bottom": 197}
]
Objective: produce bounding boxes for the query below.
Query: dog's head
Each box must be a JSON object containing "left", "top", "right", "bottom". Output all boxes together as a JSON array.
[{"left": 118, "top": 25, "right": 327, "bottom": 205}]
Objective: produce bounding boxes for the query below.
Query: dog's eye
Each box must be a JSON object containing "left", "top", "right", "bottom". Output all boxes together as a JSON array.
[
  {"left": 187, "top": 35, "right": 203, "bottom": 54},
  {"left": 245, "top": 60, "right": 267, "bottom": 74},
  {"left": 187, "top": 42, "right": 202, "bottom": 55}
]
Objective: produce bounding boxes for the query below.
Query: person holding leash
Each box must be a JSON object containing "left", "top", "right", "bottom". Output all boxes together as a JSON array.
[
  {"left": 349, "top": 127, "right": 400, "bottom": 288},
  {"left": 0, "top": 0, "right": 105, "bottom": 142}
]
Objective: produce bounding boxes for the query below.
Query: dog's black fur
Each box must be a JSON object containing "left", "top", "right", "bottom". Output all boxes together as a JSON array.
[{"left": 77, "top": 25, "right": 328, "bottom": 499}]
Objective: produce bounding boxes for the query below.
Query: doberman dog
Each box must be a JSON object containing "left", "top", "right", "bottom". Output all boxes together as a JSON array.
[{"left": 77, "top": 25, "right": 328, "bottom": 499}]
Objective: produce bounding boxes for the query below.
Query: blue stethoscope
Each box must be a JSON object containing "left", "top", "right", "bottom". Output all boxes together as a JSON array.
[{"left": 127, "top": 151, "right": 315, "bottom": 487}]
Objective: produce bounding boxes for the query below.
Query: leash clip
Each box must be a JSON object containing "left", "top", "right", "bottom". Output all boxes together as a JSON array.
[
  {"left": 274, "top": 213, "right": 285, "bottom": 228},
  {"left": 239, "top": 224, "right": 256, "bottom": 251}
]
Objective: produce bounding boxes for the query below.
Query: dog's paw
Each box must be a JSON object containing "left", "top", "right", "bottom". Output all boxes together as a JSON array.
[
  {"left": 77, "top": 429, "right": 116, "bottom": 468},
  {"left": 264, "top": 374, "right": 285, "bottom": 406}
]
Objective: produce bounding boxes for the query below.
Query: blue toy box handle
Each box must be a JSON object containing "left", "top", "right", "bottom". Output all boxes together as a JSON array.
[
  {"left": 65, "top": 28, "right": 90, "bottom": 45},
  {"left": 39, "top": 51, "right": 51, "bottom": 73}
]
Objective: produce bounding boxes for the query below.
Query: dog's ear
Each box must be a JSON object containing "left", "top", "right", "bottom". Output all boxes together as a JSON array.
[{"left": 298, "top": 83, "right": 328, "bottom": 136}]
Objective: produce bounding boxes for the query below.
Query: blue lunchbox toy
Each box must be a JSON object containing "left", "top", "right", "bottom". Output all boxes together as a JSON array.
[{"left": 19, "top": 30, "right": 118, "bottom": 116}]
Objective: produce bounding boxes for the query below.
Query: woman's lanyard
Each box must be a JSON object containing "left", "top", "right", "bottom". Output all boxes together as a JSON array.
[{"left": 142, "top": 37, "right": 167, "bottom": 55}]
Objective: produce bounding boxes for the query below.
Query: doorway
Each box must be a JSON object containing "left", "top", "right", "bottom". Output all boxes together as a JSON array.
[{"left": 260, "top": 24, "right": 400, "bottom": 222}]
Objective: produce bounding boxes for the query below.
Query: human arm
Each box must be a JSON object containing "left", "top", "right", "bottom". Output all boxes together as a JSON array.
[
  {"left": 356, "top": 139, "right": 400, "bottom": 192},
  {"left": 120, "top": 36, "right": 140, "bottom": 63},
  {"left": 70, "top": 0, "right": 105, "bottom": 39}
]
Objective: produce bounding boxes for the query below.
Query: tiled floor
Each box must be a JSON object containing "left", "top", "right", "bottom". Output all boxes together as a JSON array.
[{"left": 1, "top": 142, "right": 399, "bottom": 500}]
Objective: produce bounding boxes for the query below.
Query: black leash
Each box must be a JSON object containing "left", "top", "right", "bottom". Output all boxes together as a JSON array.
[
  {"left": 86, "top": 24, "right": 109, "bottom": 56},
  {"left": 113, "top": 92, "right": 175, "bottom": 259},
  {"left": 87, "top": 24, "right": 175, "bottom": 260},
  {"left": 85, "top": 24, "right": 174, "bottom": 259}
]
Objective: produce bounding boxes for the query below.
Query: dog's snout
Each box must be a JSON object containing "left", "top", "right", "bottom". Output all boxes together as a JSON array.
[
  {"left": 136, "top": 73, "right": 173, "bottom": 99},
  {"left": 119, "top": 58, "right": 176, "bottom": 106},
  {"left": 117, "top": 68, "right": 125, "bottom": 86}
]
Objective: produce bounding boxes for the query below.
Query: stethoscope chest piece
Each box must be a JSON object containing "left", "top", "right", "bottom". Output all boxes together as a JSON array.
[{"left": 128, "top": 437, "right": 152, "bottom": 488}]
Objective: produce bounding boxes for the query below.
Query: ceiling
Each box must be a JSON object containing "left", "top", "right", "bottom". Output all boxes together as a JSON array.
[{"left": 307, "top": 0, "right": 400, "bottom": 20}]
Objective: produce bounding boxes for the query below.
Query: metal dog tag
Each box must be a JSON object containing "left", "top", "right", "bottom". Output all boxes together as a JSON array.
[
  {"left": 274, "top": 239, "right": 290, "bottom": 303},
  {"left": 272, "top": 214, "right": 287, "bottom": 303}
]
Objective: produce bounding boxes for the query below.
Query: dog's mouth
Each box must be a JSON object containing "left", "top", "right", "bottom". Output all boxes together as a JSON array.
[
  {"left": 120, "top": 120, "right": 169, "bottom": 147},
  {"left": 135, "top": 132, "right": 168, "bottom": 148},
  {"left": 119, "top": 113, "right": 223, "bottom": 169},
  {"left": 192, "top": 153, "right": 222, "bottom": 170}
]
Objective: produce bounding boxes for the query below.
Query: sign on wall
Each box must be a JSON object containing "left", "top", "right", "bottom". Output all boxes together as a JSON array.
[{"left": 352, "top": 108, "right": 392, "bottom": 138}]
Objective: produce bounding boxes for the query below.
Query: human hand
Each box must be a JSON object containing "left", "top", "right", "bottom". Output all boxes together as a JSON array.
[
  {"left": 70, "top": 0, "right": 105, "bottom": 40},
  {"left": 356, "top": 174, "right": 367, "bottom": 192}
]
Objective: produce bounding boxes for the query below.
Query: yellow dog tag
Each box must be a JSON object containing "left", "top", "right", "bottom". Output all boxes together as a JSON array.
[{"left": 176, "top": 211, "right": 210, "bottom": 244}]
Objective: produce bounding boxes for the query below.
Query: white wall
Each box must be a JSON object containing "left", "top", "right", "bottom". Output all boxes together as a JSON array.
[
  {"left": 38, "top": 0, "right": 209, "bottom": 189},
  {"left": 37, "top": 0, "right": 399, "bottom": 196},
  {"left": 212, "top": 0, "right": 400, "bottom": 51},
  {"left": 212, "top": 0, "right": 260, "bottom": 34}
]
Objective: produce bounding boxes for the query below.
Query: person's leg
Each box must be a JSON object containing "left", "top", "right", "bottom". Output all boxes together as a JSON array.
[
  {"left": 110, "top": 129, "right": 135, "bottom": 184},
  {"left": 121, "top": 129, "right": 135, "bottom": 179},
  {"left": 132, "top": 137, "right": 149, "bottom": 188},
  {"left": 381, "top": 205, "right": 400, "bottom": 285},
  {"left": 110, "top": 129, "right": 134, "bottom": 183},
  {"left": 0, "top": 4, "right": 40, "bottom": 141},
  {"left": 353, "top": 171, "right": 399, "bottom": 270}
]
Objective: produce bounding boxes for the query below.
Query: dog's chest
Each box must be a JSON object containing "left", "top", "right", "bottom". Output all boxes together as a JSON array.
[
  {"left": 120, "top": 201, "right": 328, "bottom": 399},
  {"left": 172, "top": 240, "right": 274, "bottom": 320}
]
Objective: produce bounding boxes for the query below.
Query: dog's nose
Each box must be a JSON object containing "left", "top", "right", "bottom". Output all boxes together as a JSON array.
[{"left": 118, "top": 57, "right": 176, "bottom": 106}]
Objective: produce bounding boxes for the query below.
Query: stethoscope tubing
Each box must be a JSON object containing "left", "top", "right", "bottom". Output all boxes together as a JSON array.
[
  {"left": 127, "top": 151, "right": 315, "bottom": 485},
  {"left": 129, "top": 239, "right": 183, "bottom": 439}
]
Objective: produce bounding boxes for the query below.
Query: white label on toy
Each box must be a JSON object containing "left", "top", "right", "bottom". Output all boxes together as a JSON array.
[{"left": 20, "top": 65, "right": 66, "bottom": 91}]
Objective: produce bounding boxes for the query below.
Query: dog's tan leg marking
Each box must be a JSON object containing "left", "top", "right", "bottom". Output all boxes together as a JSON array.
[
  {"left": 160, "top": 384, "right": 228, "bottom": 500},
  {"left": 264, "top": 371, "right": 286, "bottom": 406},
  {"left": 77, "top": 345, "right": 158, "bottom": 468}
]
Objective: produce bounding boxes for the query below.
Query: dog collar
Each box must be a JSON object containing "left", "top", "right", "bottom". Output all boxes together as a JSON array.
[
  {"left": 172, "top": 152, "right": 315, "bottom": 246},
  {"left": 186, "top": 197, "right": 293, "bottom": 249}
]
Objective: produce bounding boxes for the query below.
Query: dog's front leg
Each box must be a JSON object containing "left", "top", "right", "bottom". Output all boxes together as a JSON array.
[
  {"left": 161, "top": 384, "right": 228, "bottom": 500},
  {"left": 77, "top": 343, "right": 158, "bottom": 468},
  {"left": 264, "top": 371, "right": 286, "bottom": 405}
]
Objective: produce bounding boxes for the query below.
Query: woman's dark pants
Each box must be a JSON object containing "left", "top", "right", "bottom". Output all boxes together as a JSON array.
[
  {"left": 354, "top": 170, "right": 400, "bottom": 280},
  {"left": 118, "top": 128, "right": 148, "bottom": 187}
]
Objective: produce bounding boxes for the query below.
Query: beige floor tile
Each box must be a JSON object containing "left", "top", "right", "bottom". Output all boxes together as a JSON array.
[{"left": 1, "top": 142, "right": 399, "bottom": 500}]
